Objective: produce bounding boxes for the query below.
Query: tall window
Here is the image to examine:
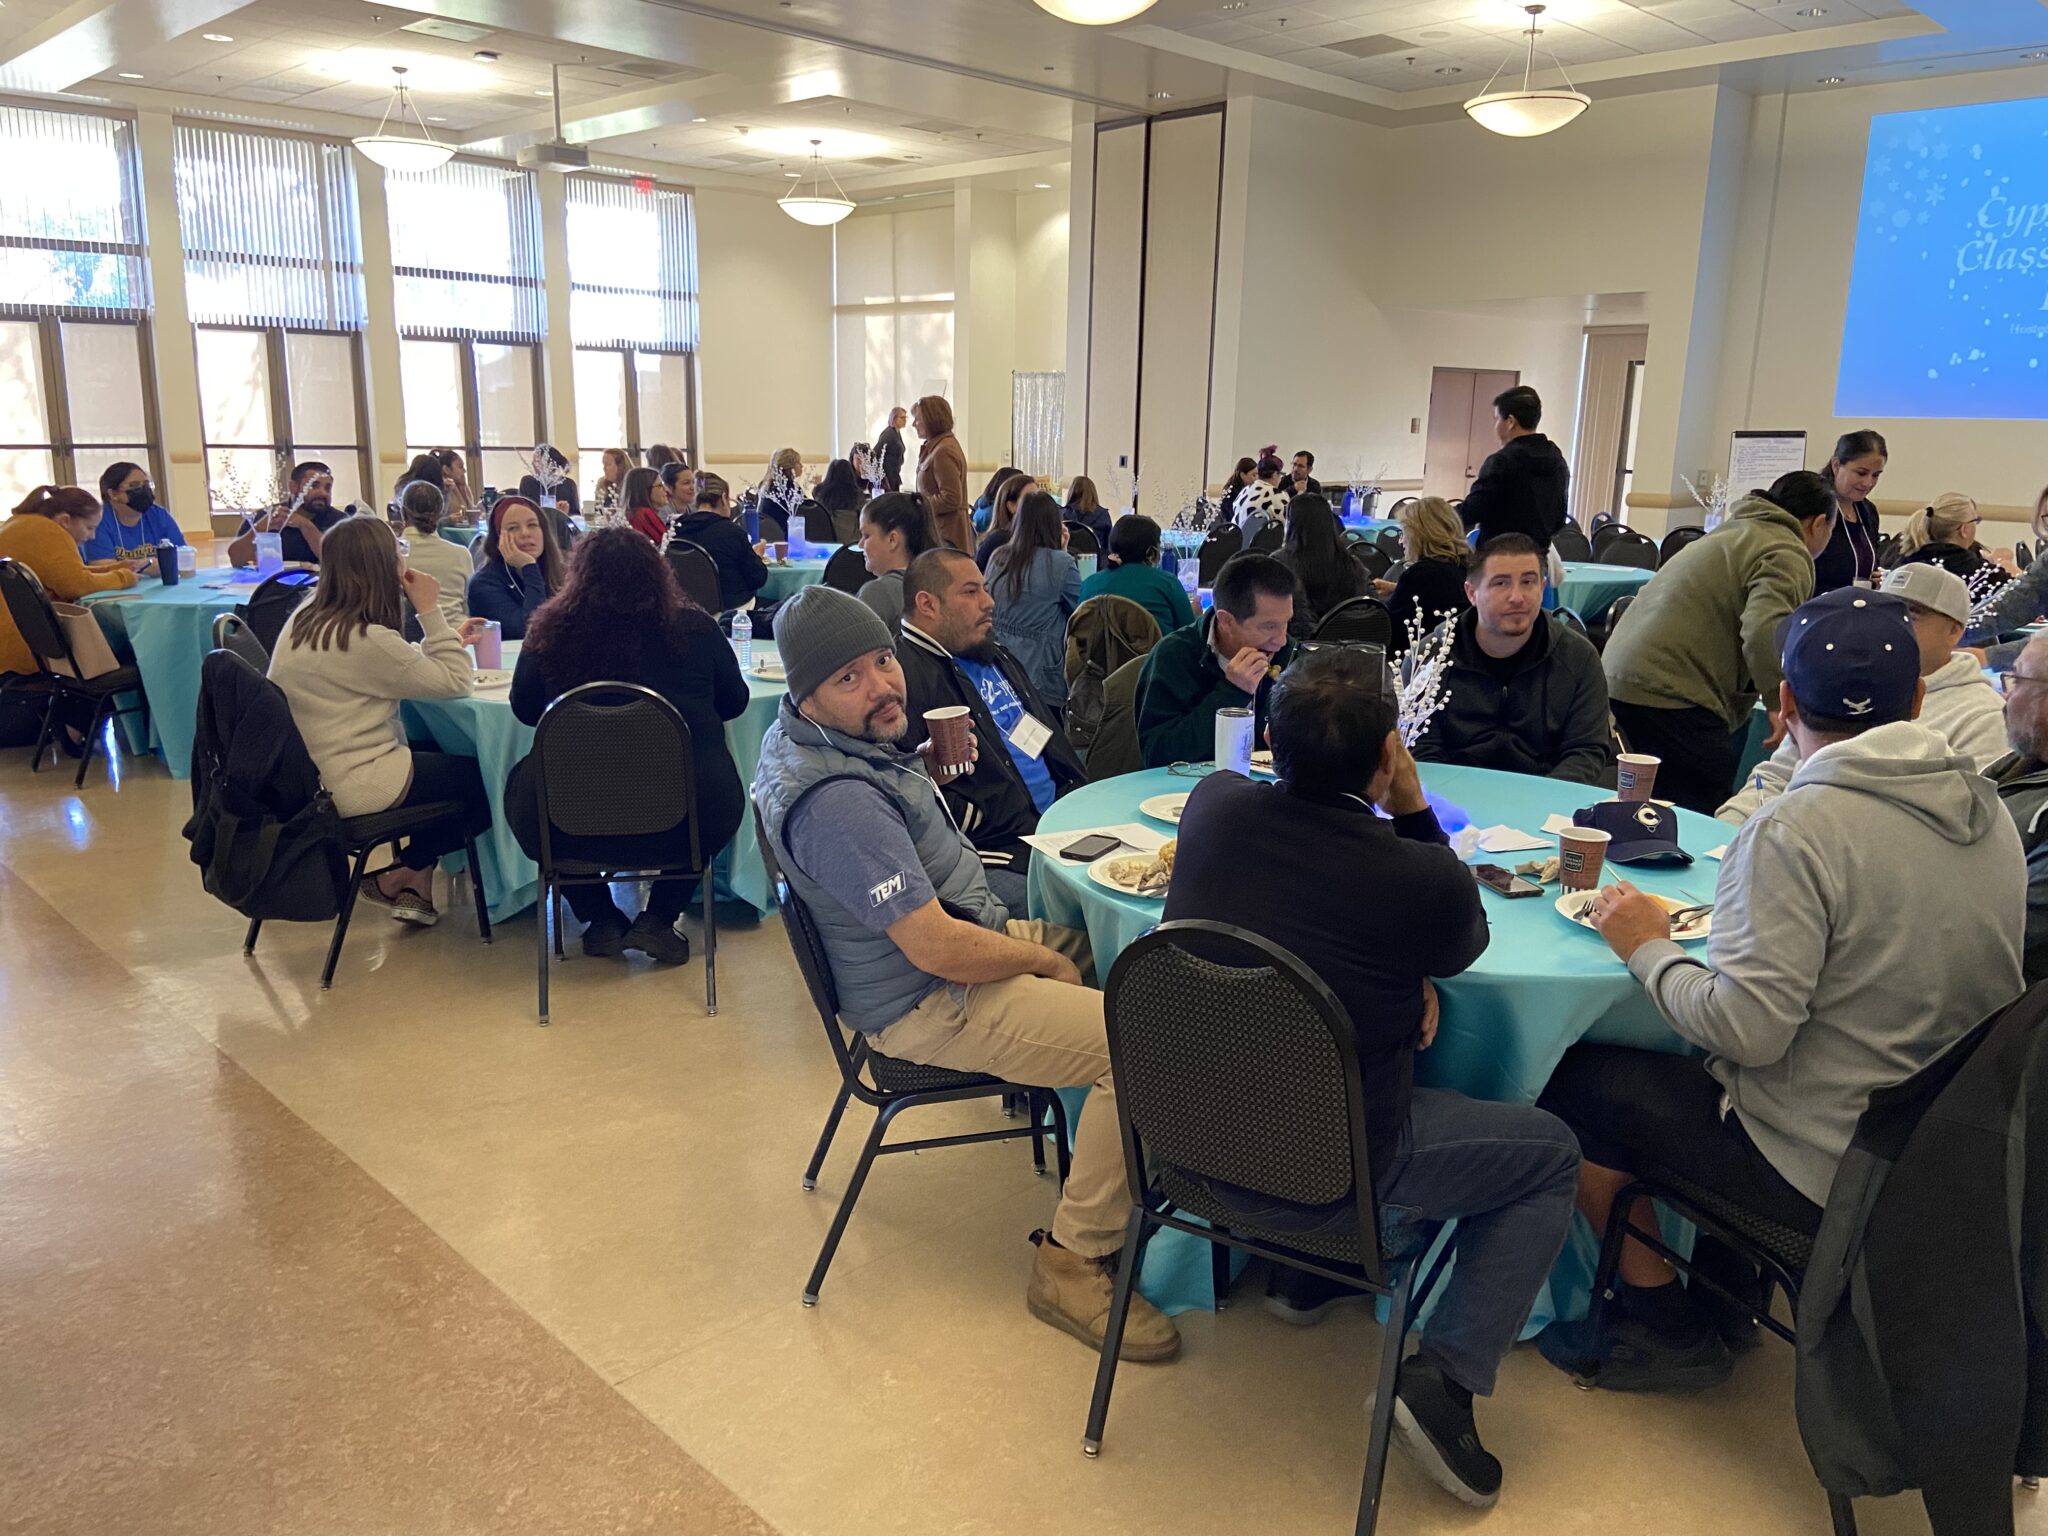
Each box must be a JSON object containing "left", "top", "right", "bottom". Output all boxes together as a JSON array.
[
  {"left": 0, "top": 104, "right": 155, "bottom": 507},
  {"left": 174, "top": 123, "right": 370, "bottom": 509},
  {"left": 386, "top": 159, "right": 546, "bottom": 495},
  {"left": 566, "top": 175, "right": 698, "bottom": 497},
  {"left": 832, "top": 206, "right": 953, "bottom": 453}
]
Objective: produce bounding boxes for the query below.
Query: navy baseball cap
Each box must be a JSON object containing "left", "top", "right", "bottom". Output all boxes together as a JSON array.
[
  {"left": 1776, "top": 589, "right": 1918, "bottom": 725},
  {"left": 1572, "top": 800, "right": 1693, "bottom": 864}
]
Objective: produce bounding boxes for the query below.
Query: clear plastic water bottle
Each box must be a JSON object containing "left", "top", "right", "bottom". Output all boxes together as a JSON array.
[
  {"left": 732, "top": 607, "right": 753, "bottom": 670},
  {"left": 1179, "top": 559, "right": 1199, "bottom": 599}
]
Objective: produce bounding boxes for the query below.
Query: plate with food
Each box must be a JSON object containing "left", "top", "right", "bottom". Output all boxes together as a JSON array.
[
  {"left": 1250, "top": 750, "right": 1275, "bottom": 777},
  {"left": 1088, "top": 840, "right": 1176, "bottom": 900},
  {"left": 472, "top": 669, "right": 513, "bottom": 688},
  {"left": 1554, "top": 889, "right": 1711, "bottom": 943},
  {"left": 1138, "top": 792, "right": 1191, "bottom": 825},
  {"left": 751, "top": 657, "right": 787, "bottom": 682}
]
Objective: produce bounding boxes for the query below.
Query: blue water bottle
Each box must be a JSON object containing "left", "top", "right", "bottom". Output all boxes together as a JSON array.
[
  {"left": 1161, "top": 546, "right": 1178, "bottom": 579},
  {"left": 732, "top": 607, "right": 753, "bottom": 669},
  {"left": 743, "top": 494, "right": 760, "bottom": 543}
]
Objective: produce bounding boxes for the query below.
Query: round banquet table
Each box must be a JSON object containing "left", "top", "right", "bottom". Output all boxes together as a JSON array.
[
  {"left": 84, "top": 572, "right": 253, "bottom": 779},
  {"left": 1556, "top": 561, "right": 1653, "bottom": 623},
  {"left": 1027, "top": 761, "right": 1716, "bottom": 1321},
  {"left": 758, "top": 558, "right": 828, "bottom": 604},
  {"left": 402, "top": 643, "right": 790, "bottom": 922}
]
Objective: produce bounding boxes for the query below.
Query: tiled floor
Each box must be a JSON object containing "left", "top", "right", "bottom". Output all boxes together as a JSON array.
[{"left": 2, "top": 750, "right": 2034, "bottom": 1535}]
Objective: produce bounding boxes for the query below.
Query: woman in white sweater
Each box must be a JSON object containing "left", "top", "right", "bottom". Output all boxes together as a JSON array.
[
  {"left": 268, "top": 517, "right": 490, "bottom": 927},
  {"left": 395, "top": 478, "right": 473, "bottom": 631}
]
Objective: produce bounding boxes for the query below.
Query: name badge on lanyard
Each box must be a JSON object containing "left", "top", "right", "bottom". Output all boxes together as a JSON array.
[{"left": 1007, "top": 712, "right": 1052, "bottom": 760}]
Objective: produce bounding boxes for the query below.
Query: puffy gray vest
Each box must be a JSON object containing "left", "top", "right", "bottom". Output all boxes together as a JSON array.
[{"left": 755, "top": 698, "right": 1005, "bottom": 1033}]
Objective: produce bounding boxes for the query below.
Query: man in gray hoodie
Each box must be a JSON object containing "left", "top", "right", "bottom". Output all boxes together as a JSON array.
[{"left": 1537, "top": 587, "right": 2026, "bottom": 1391}]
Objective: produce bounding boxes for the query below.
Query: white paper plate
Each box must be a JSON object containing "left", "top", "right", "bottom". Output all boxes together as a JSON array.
[
  {"left": 1138, "top": 792, "right": 1190, "bottom": 824},
  {"left": 473, "top": 669, "right": 513, "bottom": 688},
  {"left": 1554, "top": 889, "right": 1710, "bottom": 943},
  {"left": 751, "top": 659, "right": 787, "bottom": 681},
  {"left": 1088, "top": 851, "right": 1169, "bottom": 901},
  {"left": 1250, "top": 750, "right": 1275, "bottom": 777}
]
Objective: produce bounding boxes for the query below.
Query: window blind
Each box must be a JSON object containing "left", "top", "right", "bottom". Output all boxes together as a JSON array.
[
  {"left": 565, "top": 175, "right": 698, "bottom": 351},
  {"left": 385, "top": 159, "right": 546, "bottom": 340},
  {"left": 173, "top": 123, "right": 367, "bottom": 330},
  {"left": 0, "top": 105, "right": 148, "bottom": 318}
]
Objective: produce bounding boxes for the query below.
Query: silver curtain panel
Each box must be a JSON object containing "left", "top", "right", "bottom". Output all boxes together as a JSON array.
[{"left": 1011, "top": 370, "right": 1064, "bottom": 484}]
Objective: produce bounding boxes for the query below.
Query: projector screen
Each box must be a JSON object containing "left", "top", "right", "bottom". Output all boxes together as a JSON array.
[{"left": 1835, "top": 95, "right": 2048, "bottom": 421}]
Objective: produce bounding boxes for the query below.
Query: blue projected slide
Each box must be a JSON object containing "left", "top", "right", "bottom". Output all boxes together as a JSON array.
[{"left": 1835, "top": 95, "right": 2048, "bottom": 421}]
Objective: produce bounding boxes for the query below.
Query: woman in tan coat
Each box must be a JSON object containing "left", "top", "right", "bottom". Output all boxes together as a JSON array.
[{"left": 912, "top": 394, "right": 971, "bottom": 551}]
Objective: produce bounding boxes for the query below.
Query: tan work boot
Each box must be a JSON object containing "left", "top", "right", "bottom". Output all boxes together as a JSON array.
[{"left": 1026, "top": 1231, "right": 1181, "bottom": 1362}]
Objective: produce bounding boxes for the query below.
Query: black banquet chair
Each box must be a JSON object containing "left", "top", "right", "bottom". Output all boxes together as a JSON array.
[
  {"left": 1551, "top": 522, "right": 1594, "bottom": 562},
  {"left": 1314, "top": 595, "right": 1394, "bottom": 648},
  {"left": 211, "top": 610, "right": 270, "bottom": 671},
  {"left": 1248, "top": 522, "right": 1284, "bottom": 555},
  {"left": 1065, "top": 522, "right": 1101, "bottom": 559},
  {"left": 821, "top": 543, "right": 869, "bottom": 595},
  {"left": 1349, "top": 542, "right": 1393, "bottom": 582},
  {"left": 530, "top": 682, "right": 719, "bottom": 1024},
  {"left": 1658, "top": 524, "right": 1707, "bottom": 565},
  {"left": 1602, "top": 592, "right": 1636, "bottom": 637},
  {"left": 664, "top": 539, "right": 723, "bottom": 614},
  {"left": 753, "top": 805, "right": 1072, "bottom": 1305},
  {"left": 1374, "top": 525, "right": 1405, "bottom": 558},
  {"left": 237, "top": 567, "right": 319, "bottom": 654},
  {"left": 1590, "top": 510, "right": 1616, "bottom": 537},
  {"left": 1081, "top": 922, "right": 1453, "bottom": 1536},
  {"left": 2017, "top": 539, "right": 2034, "bottom": 572},
  {"left": 1594, "top": 528, "right": 1660, "bottom": 570},
  {"left": 1196, "top": 522, "right": 1243, "bottom": 586},
  {"left": 0, "top": 557, "right": 149, "bottom": 788}
]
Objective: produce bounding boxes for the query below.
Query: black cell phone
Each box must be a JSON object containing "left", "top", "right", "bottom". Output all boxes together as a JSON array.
[
  {"left": 1474, "top": 863, "right": 1544, "bottom": 898},
  {"left": 1061, "top": 833, "right": 1124, "bottom": 862}
]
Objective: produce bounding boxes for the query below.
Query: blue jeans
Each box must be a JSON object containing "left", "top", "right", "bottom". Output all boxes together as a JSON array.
[
  {"left": 985, "top": 864, "right": 1031, "bottom": 915},
  {"left": 1377, "top": 1089, "right": 1581, "bottom": 1396}
]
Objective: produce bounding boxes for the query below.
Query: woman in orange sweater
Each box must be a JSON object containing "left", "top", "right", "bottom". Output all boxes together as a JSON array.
[{"left": 0, "top": 486, "right": 145, "bottom": 677}]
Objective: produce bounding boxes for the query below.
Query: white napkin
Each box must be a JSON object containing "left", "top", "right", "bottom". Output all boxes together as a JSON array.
[
  {"left": 1021, "top": 823, "right": 1170, "bottom": 860},
  {"left": 1475, "top": 825, "right": 1552, "bottom": 853},
  {"left": 1541, "top": 814, "right": 1577, "bottom": 835},
  {"left": 1702, "top": 845, "right": 1728, "bottom": 861}
]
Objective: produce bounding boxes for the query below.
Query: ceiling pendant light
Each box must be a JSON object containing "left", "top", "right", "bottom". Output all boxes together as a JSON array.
[
  {"left": 353, "top": 65, "right": 454, "bottom": 172},
  {"left": 1464, "top": 4, "right": 1590, "bottom": 139},
  {"left": 779, "top": 138, "right": 854, "bottom": 226},
  {"left": 1031, "top": 0, "right": 1159, "bottom": 22}
]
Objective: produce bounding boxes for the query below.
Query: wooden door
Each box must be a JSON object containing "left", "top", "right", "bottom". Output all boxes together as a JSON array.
[{"left": 1424, "top": 366, "right": 1519, "bottom": 499}]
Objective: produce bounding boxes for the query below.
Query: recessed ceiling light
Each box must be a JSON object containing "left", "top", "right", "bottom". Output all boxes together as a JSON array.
[
  {"left": 533, "top": 88, "right": 551, "bottom": 96},
  {"left": 427, "top": 114, "right": 445, "bottom": 121},
  {"left": 691, "top": 115, "right": 707, "bottom": 122},
  {"left": 1222, "top": 0, "right": 1246, "bottom": 8},
  {"left": 784, "top": 170, "right": 801, "bottom": 177},
  {"left": 1033, "top": 182, "right": 1051, "bottom": 189},
  {"left": 1818, "top": 75, "right": 1845, "bottom": 84},
  {"left": 201, "top": 32, "right": 233, "bottom": 42},
  {"left": 1794, "top": 6, "right": 1826, "bottom": 15},
  {"left": 1150, "top": 90, "right": 1173, "bottom": 99},
  {"left": 117, "top": 71, "right": 144, "bottom": 79},
  {"left": 472, "top": 49, "right": 498, "bottom": 61},
  {"left": 1434, "top": 65, "right": 1463, "bottom": 75}
]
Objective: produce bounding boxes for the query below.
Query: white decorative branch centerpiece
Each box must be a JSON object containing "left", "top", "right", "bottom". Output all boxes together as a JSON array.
[{"left": 1398, "top": 608, "right": 1459, "bottom": 748}]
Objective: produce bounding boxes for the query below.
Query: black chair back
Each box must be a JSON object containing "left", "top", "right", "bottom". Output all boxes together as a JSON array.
[
  {"left": 1313, "top": 596, "right": 1394, "bottom": 648},
  {"left": 1104, "top": 921, "right": 1385, "bottom": 1277},
  {"left": 1248, "top": 523, "right": 1283, "bottom": 555},
  {"left": 469, "top": 530, "right": 489, "bottom": 571},
  {"left": 1380, "top": 558, "right": 1407, "bottom": 586},
  {"left": 1658, "top": 525, "right": 1707, "bottom": 565},
  {"left": 1595, "top": 529, "right": 1659, "bottom": 570},
  {"left": 2019, "top": 540, "right": 2034, "bottom": 572},
  {"left": 0, "top": 559, "right": 72, "bottom": 678},
  {"left": 821, "top": 543, "right": 869, "bottom": 594},
  {"left": 1385, "top": 496, "right": 1419, "bottom": 519},
  {"left": 664, "top": 539, "right": 722, "bottom": 613},
  {"left": 1374, "top": 526, "right": 1404, "bottom": 556},
  {"left": 753, "top": 803, "right": 852, "bottom": 1062},
  {"left": 1875, "top": 532, "right": 1903, "bottom": 571},
  {"left": 211, "top": 611, "right": 270, "bottom": 671},
  {"left": 1553, "top": 607, "right": 1590, "bottom": 640},
  {"left": 1349, "top": 543, "right": 1393, "bottom": 581},
  {"left": 1196, "top": 523, "right": 1242, "bottom": 586},
  {"left": 1590, "top": 511, "right": 1616, "bottom": 535},
  {"left": 534, "top": 682, "right": 698, "bottom": 846},
  {"left": 1604, "top": 593, "right": 1636, "bottom": 633},
  {"left": 239, "top": 568, "right": 319, "bottom": 654},
  {"left": 799, "top": 500, "right": 837, "bottom": 544},
  {"left": 1551, "top": 522, "right": 1594, "bottom": 562},
  {"left": 1065, "top": 522, "right": 1100, "bottom": 557}
]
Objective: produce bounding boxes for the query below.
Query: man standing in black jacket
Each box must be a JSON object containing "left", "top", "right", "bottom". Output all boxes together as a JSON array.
[
  {"left": 875, "top": 406, "right": 908, "bottom": 493},
  {"left": 1458, "top": 385, "right": 1570, "bottom": 555},
  {"left": 1162, "top": 648, "right": 1580, "bottom": 1512},
  {"left": 896, "top": 548, "right": 1086, "bottom": 909}
]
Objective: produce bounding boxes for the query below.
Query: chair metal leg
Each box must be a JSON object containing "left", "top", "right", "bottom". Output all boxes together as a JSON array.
[
  {"left": 1356, "top": 1268, "right": 1414, "bottom": 1536},
  {"left": 536, "top": 876, "right": 551, "bottom": 1027},
  {"left": 551, "top": 889, "right": 565, "bottom": 959},
  {"left": 803, "top": 1079, "right": 855, "bottom": 1191},
  {"left": 1048, "top": 1092, "right": 1073, "bottom": 1184},
  {"left": 1574, "top": 1185, "right": 1641, "bottom": 1387},
  {"left": 243, "top": 918, "right": 262, "bottom": 956},
  {"left": 1827, "top": 1492, "right": 1857, "bottom": 1536},
  {"left": 1210, "top": 1236, "right": 1233, "bottom": 1309},
  {"left": 1028, "top": 1094, "right": 1048, "bottom": 1175},
  {"left": 28, "top": 693, "right": 55, "bottom": 773},
  {"left": 74, "top": 696, "right": 111, "bottom": 788},
  {"left": 1082, "top": 1204, "right": 1150, "bottom": 1456},
  {"left": 320, "top": 846, "right": 375, "bottom": 990},
  {"left": 702, "top": 861, "right": 717, "bottom": 1016},
  {"left": 803, "top": 1106, "right": 893, "bottom": 1306},
  {"left": 465, "top": 837, "right": 491, "bottom": 944}
]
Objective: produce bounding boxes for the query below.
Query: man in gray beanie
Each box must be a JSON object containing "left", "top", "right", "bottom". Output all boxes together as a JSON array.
[{"left": 754, "top": 586, "right": 1180, "bottom": 1363}]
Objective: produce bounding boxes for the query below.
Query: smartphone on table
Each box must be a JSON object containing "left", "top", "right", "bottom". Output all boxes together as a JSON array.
[
  {"left": 1060, "top": 833, "right": 1124, "bottom": 862},
  {"left": 1474, "top": 863, "right": 1543, "bottom": 898}
]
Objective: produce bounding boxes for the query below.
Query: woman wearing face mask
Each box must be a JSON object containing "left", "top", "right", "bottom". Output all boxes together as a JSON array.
[
  {"left": 465, "top": 495, "right": 564, "bottom": 640},
  {"left": 86, "top": 462, "right": 187, "bottom": 565},
  {"left": 1814, "top": 429, "right": 1886, "bottom": 593}
]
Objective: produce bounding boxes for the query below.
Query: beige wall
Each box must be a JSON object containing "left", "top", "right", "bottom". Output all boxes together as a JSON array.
[{"left": 1014, "top": 187, "right": 1069, "bottom": 376}]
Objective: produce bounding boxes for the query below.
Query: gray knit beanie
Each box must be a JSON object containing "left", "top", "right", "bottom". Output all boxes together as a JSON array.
[{"left": 776, "top": 584, "right": 895, "bottom": 704}]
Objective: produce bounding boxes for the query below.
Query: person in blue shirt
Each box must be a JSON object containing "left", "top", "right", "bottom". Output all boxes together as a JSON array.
[
  {"left": 465, "top": 494, "right": 563, "bottom": 639},
  {"left": 1078, "top": 514, "right": 1194, "bottom": 638},
  {"left": 85, "top": 461, "right": 187, "bottom": 564},
  {"left": 894, "top": 547, "right": 1086, "bottom": 911}
]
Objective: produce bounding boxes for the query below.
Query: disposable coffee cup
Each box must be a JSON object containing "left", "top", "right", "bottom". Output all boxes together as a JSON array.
[
  {"left": 774, "top": 540, "right": 789, "bottom": 561},
  {"left": 1558, "top": 827, "right": 1611, "bottom": 893},
  {"left": 925, "top": 705, "right": 971, "bottom": 778},
  {"left": 472, "top": 619, "right": 503, "bottom": 670},
  {"left": 1616, "top": 753, "right": 1661, "bottom": 802}
]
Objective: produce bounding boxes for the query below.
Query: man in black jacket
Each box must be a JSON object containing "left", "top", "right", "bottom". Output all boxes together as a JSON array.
[
  {"left": 896, "top": 548, "right": 1086, "bottom": 908},
  {"left": 1458, "top": 385, "right": 1570, "bottom": 554},
  {"left": 875, "top": 406, "right": 908, "bottom": 492},
  {"left": 669, "top": 474, "right": 768, "bottom": 613},
  {"left": 1408, "top": 534, "right": 1615, "bottom": 785},
  {"left": 1283, "top": 449, "right": 1323, "bottom": 500},
  {"left": 1162, "top": 648, "right": 1580, "bottom": 1512}
]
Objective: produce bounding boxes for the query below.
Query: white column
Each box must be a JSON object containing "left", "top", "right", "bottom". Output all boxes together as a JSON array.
[
  {"left": 351, "top": 153, "right": 408, "bottom": 505},
  {"left": 535, "top": 170, "right": 579, "bottom": 473},
  {"left": 132, "top": 109, "right": 209, "bottom": 534}
]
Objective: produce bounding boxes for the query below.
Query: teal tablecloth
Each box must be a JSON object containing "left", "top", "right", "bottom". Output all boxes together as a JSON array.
[
  {"left": 84, "top": 573, "right": 253, "bottom": 779},
  {"left": 436, "top": 526, "right": 482, "bottom": 549},
  {"left": 1028, "top": 762, "right": 1715, "bottom": 1318},
  {"left": 402, "top": 643, "right": 788, "bottom": 922},
  {"left": 758, "top": 559, "right": 826, "bottom": 604},
  {"left": 1160, "top": 516, "right": 1398, "bottom": 557},
  {"left": 1556, "top": 561, "right": 1653, "bottom": 623}
]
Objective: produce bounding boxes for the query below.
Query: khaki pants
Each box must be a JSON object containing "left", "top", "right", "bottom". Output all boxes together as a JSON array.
[{"left": 871, "top": 921, "right": 1127, "bottom": 1258}]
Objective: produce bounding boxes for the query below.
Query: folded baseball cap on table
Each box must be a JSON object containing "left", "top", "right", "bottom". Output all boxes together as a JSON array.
[{"left": 1571, "top": 800, "right": 1693, "bottom": 864}]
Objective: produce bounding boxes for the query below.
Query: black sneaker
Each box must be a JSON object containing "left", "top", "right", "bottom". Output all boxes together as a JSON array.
[
  {"left": 625, "top": 913, "right": 691, "bottom": 965},
  {"left": 1263, "top": 1264, "right": 1371, "bottom": 1327},
  {"left": 1535, "top": 1312, "right": 1734, "bottom": 1393},
  {"left": 580, "top": 913, "right": 628, "bottom": 958},
  {"left": 1386, "top": 1355, "right": 1501, "bottom": 1509},
  {"left": 1688, "top": 1236, "right": 1767, "bottom": 1353}
]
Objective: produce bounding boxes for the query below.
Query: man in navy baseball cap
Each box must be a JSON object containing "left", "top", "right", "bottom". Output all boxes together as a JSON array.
[{"left": 1531, "top": 582, "right": 2024, "bottom": 1391}]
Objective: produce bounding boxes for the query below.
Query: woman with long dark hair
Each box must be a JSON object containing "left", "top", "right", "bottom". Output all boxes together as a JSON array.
[
  {"left": 814, "top": 457, "right": 866, "bottom": 544},
  {"left": 971, "top": 463, "right": 1020, "bottom": 536},
  {"left": 1217, "top": 455, "right": 1258, "bottom": 526},
  {"left": 1815, "top": 429, "right": 1886, "bottom": 593},
  {"left": 621, "top": 465, "right": 670, "bottom": 543},
  {"left": 505, "top": 527, "right": 748, "bottom": 963},
  {"left": 974, "top": 472, "right": 1036, "bottom": 571},
  {"left": 1063, "top": 475, "right": 1112, "bottom": 553},
  {"left": 268, "top": 517, "right": 489, "bottom": 926},
  {"left": 987, "top": 489, "right": 1082, "bottom": 708},
  {"left": 1276, "top": 493, "right": 1367, "bottom": 624},
  {"left": 855, "top": 491, "right": 940, "bottom": 638},
  {"left": 465, "top": 494, "right": 565, "bottom": 639}
]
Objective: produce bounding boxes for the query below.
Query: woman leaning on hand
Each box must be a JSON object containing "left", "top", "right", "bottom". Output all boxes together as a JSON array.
[
  {"left": 265, "top": 517, "right": 492, "bottom": 928},
  {"left": 465, "top": 494, "right": 564, "bottom": 640}
]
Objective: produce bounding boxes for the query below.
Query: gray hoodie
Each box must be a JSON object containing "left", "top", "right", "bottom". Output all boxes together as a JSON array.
[{"left": 1629, "top": 719, "right": 2025, "bottom": 1206}]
